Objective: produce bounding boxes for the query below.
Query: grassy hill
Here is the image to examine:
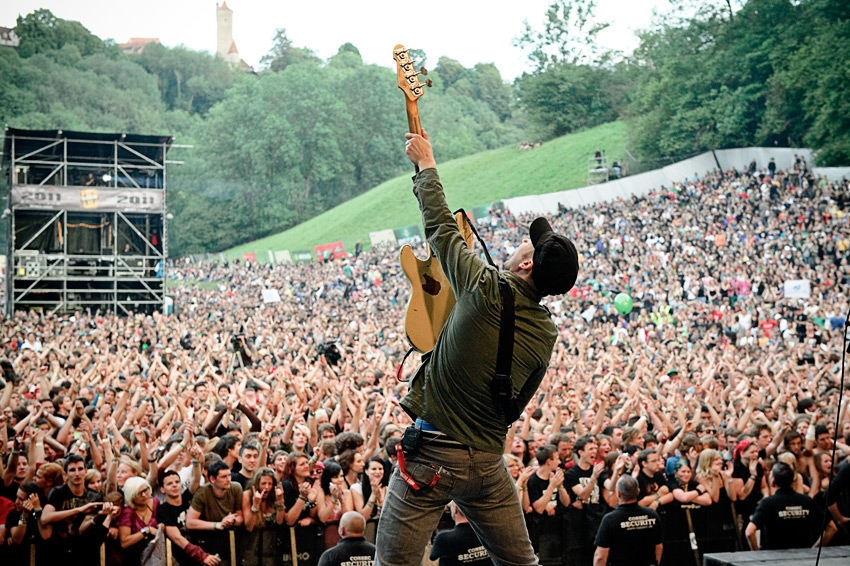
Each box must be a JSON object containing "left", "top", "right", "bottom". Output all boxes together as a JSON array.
[{"left": 225, "top": 121, "right": 627, "bottom": 259}]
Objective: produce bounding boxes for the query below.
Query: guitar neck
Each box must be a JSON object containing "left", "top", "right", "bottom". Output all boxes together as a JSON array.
[
  {"left": 406, "top": 98, "right": 422, "bottom": 136},
  {"left": 407, "top": 98, "right": 422, "bottom": 173},
  {"left": 393, "top": 44, "right": 426, "bottom": 172}
]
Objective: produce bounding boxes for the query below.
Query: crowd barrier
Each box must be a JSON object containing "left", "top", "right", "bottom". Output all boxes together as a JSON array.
[
  {"left": 812, "top": 166, "right": 850, "bottom": 181},
  {"left": 7, "top": 500, "right": 843, "bottom": 565}
]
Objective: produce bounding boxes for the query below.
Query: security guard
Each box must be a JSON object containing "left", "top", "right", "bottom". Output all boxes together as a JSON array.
[{"left": 594, "top": 475, "right": 663, "bottom": 566}]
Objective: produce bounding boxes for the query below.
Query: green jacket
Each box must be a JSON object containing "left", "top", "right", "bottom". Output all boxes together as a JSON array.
[{"left": 400, "top": 168, "right": 557, "bottom": 453}]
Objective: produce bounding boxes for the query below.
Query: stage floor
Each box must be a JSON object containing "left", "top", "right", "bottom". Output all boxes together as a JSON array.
[{"left": 703, "top": 545, "right": 850, "bottom": 566}]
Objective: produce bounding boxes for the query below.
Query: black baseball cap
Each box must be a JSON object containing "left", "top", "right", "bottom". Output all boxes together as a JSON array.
[{"left": 529, "top": 217, "right": 579, "bottom": 296}]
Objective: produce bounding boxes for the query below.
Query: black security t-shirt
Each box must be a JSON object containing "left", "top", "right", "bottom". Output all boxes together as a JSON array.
[
  {"left": 595, "top": 503, "right": 662, "bottom": 566},
  {"left": 430, "top": 522, "right": 494, "bottom": 566},
  {"left": 317, "top": 536, "right": 376, "bottom": 566},
  {"left": 750, "top": 488, "right": 821, "bottom": 550}
]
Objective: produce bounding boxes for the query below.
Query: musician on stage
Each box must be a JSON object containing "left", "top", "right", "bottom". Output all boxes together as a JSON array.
[{"left": 374, "top": 131, "right": 579, "bottom": 566}]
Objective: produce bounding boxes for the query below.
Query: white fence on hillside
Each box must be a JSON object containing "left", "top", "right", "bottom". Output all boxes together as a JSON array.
[{"left": 502, "top": 147, "right": 823, "bottom": 216}]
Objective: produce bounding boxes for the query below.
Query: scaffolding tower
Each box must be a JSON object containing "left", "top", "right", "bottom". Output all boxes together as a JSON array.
[{"left": 1, "top": 128, "right": 174, "bottom": 316}]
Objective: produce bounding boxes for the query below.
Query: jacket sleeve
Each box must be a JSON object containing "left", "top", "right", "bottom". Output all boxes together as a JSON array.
[{"left": 413, "top": 168, "right": 492, "bottom": 297}]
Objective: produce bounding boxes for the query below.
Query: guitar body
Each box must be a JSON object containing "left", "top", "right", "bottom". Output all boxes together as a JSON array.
[
  {"left": 401, "top": 210, "right": 475, "bottom": 353},
  {"left": 400, "top": 245, "right": 453, "bottom": 354}
]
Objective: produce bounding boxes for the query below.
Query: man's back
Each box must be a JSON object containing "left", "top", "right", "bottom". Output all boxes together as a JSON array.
[
  {"left": 430, "top": 522, "right": 494, "bottom": 566},
  {"left": 751, "top": 488, "right": 820, "bottom": 549},
  {"left": 318, "top": 536, "right": 376, "bottom": 566},
  {"left": 401, "top": 170, "right": 557, "bottom": 453},
  {"left": 595, "top": 503, "right": 662, "bottom": 566}
]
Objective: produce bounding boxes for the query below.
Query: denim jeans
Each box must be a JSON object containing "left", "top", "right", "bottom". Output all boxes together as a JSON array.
[{"left": 374, "top": 438, "right": 538, "bottom": 566}]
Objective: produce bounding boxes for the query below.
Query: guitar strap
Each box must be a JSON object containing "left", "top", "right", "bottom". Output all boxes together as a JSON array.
[
  {"left": 494, "top": 276, "right": 519, "bottom": 424},
  {"left": 457, "top": 212, "right": 520, "bottom": 425}
]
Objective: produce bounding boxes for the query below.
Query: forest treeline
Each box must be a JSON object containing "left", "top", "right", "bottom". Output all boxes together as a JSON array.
[{"left": 0, "top": 1, "right": 847, "bottom": 255}]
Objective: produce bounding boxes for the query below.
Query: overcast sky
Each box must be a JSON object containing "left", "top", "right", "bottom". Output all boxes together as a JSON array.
[{"left": 0, "top": 1, "right": 670, "bottom": 80}]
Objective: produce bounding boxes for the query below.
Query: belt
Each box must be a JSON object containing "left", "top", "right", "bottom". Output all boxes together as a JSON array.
[
  {"left": 414, "top": 419, "right": 470, "bottom": 450},
  {"left": 421, "top": 430, "right": 469, "bottom": 450}
]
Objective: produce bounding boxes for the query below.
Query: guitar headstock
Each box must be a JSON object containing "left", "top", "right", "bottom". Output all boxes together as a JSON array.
[{"left": 393, "top": 44, "right": 432, "bottom": 103}]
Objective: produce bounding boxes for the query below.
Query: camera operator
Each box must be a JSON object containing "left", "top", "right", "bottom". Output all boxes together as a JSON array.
[{"left": 229, "top": 328, "right": 254, "bottom": 368}]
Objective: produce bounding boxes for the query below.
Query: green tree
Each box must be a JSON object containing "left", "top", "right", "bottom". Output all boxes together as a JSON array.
[
  {"left": 328, "top": 63, "right": 410, "bottom": 195},
  {"left": 193, "top": 65, "right": 352, "bottom": 245},
  {"left": 517, "top": 62, "right": 618, "bottom": 138},
  {"left": 514, "top": 0, "right": 610, "bottom": 70},
  {"left": 15, "top": 9, "right": 104, "bottom": 58},
  {"left": 0, "top": 45, "right": 166, "bottom": 133},
  {"left": 327, "top": 43, "right": 363, "bottom": 69},
  {"left": 0, "top": 49, "right": 40, "bottom": 124},
  {"left": 135, "top": 43, "right": 244, "bottom": 115},
  {"left": 434, "top": 58, "right": 515, "bottom": 122},
  {"left": 471, "top": 63, "right": 515, "bottom": 122},
  {"left": 260, "top": 29, "right": 321, "bottom": 72},
  {"left": 627, "top": 0, "right": 806, "bottom": 159}
]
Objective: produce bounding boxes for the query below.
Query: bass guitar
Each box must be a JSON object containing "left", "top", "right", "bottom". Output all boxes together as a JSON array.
[{"left": 393, "top": 44, "right": 474, "bottom": 353}]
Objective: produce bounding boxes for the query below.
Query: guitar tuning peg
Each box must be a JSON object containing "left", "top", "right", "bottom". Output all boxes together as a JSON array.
[
  {"left": 419, "top": 67, "right": 428, "bottom": 76},
  {"left": 424, "top": 78, "right": 433, "bottom": 87}
]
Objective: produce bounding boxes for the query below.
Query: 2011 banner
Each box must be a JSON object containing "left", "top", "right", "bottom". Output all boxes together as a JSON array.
[{"left": 11, "top": 185, "right": 163, "bottom": 212}]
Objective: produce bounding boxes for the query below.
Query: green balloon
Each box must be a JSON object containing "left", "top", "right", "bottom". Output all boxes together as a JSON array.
[{"left": 614, "top": 292, "right": 633, "bottom": 315}]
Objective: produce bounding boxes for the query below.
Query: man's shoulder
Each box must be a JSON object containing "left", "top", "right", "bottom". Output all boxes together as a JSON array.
[
  {"left": 773, "top": 489, "right": 816, "bottom": 507},
  {"left": 46, "top": 483, "right": 71, "bottom": 504},
  {"left": 231, "top": 471, "right": 250, "bottom": 489},
  {"left": 47, "top": 483, "right": 68, "bottom": 498},
  {"left": 190, "top": 484, "right": 213, "bottom": 505},
  {"left": 339, "top": 537, "right": 376, "bottom": 552},
  {"left": 433, "top": 522, "right": 475, "bottom": 545}
]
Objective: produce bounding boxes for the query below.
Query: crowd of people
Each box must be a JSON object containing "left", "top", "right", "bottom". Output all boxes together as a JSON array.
[{"left": 1, "top": 158, "right": 849, "bottom": 566}]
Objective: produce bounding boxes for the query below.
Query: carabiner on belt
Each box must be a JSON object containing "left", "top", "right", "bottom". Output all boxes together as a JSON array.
[{"left": 396, "top": 443, "right": 441, "bottom": 491}]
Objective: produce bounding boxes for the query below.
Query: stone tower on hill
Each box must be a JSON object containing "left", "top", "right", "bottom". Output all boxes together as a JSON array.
[{"left": 216, "top": 2, "right": 242, "bottom": 66}]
